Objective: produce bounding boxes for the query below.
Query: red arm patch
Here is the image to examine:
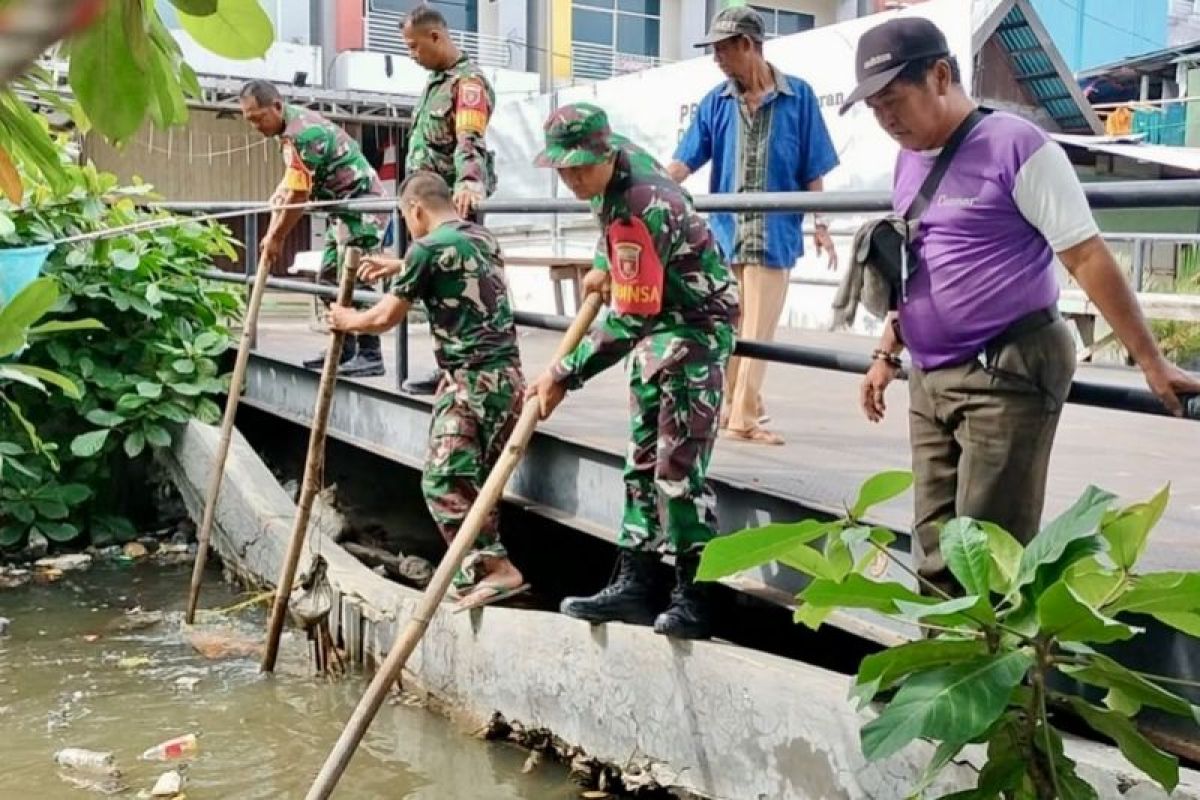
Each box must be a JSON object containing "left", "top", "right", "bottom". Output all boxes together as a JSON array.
[
  {"left": 607, "top": 217, "right": 664, "bottom": 316},
  {"left": 455, "top": 78, "right": 490, "bottom": 136}
]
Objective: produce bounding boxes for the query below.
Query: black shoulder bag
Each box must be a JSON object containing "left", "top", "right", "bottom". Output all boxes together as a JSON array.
[{"left": 866, "top": 108, "right": 988, "bottom": 306}]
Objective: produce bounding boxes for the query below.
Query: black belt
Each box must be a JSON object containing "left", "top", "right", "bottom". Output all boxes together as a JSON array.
[{"left": 985, "top": 306, "right": 1061, "bottom": 356}]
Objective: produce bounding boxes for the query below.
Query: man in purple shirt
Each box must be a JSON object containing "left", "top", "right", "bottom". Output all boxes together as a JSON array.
[{"left": 842, "top": 17, "right": 1200, "bottom": 593}]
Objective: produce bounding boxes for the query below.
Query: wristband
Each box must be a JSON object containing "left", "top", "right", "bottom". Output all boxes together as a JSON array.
[{"left": 872, "top": 349, "right": 902, "bottom": 369}]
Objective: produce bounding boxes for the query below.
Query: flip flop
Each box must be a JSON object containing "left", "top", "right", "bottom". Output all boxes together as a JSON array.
[
  {"left": 721, "top": 427, "right": 785, "bottom": 446},
  {"left": 451, "top": 582, "right": 531, "bottom": 613}
]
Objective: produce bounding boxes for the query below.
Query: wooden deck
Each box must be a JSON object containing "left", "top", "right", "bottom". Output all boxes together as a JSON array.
[{"left": 250, "top": 314, "right": 1200, "bottom": 573}]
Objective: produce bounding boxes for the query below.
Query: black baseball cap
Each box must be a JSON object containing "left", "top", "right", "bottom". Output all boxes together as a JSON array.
[{"left": 839, "top": 17, "right": 951, "bottom": 115}]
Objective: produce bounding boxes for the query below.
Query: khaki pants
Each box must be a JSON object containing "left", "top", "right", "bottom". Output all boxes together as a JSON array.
[
  {"left": 909, "top": 319, "right": 1076, "bottom": 593},
  {"left": 725, "top": 264, "right": 790, "bottom": 432}
]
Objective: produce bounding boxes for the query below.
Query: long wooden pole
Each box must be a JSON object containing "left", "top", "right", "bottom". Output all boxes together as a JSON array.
[
  {"left": 184, "top": 234, "right": 278, "bottom": 625},
  {"left": 304, "top": 292, "right": 603, "bottom": 800},
  {"left": 261, "top": 247, "right": 362, "bottom": 673}
]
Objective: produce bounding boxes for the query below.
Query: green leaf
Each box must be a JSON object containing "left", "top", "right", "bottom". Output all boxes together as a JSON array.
[
  {"left": 32, "top": 499, "right": 68, "bottom": 519},
  {"left": 1065, "top": 697, "right": 1178, "bottom": 791},
  {"left": 697, "top": 519, "right": 837, "bottom": 581},
  {"left": 792, "top": 602, "right": 832, "bottom": 630},
  {"left": 117, "top": 393, "right": 151, "bottom": 412},
  {"left": 177, "top": 0, "right": 274, "bottom": 59},
  {"left": 171, "top": 0, "right": 219, "bottom": 13},
  {"left": 1038, "top": 725, "right": 1099, "bottom": 800},
  {"left": 850, "top": 470, "right": 913, "bottom": 519},
  {"left": 1109, "top": 572, "right": 1200, "bottom": 615},
  {"left": 1, "top": 365, "right": 81, "bottom": 399},
  {"left": 1064, "top": 558, "right": 1124, "bottom": 608},
  {"left": 1059, "top": 652, "right": 1198, "bottom": 719},
  {"left": 1153, "top": 611, "right": 1200, "bottom": 638},
  {"left": 26, "top": 318, "right": 106, "bottom": 337},
  {"left": 0, "top": 524, "right": 26, "bottom": 547},
  {"left": 55, "top": 484, "right": 92, "bottom": 504},
  {"left": 144, "top": 424, "right": 172, "bottom": 448},
  {"left": 0, "top": 212, "right": 14, "bottom": 237},
  {"left": 799, "top": 574, "right": 930, "bottom": 615},
  {"left": 155, "top": 402, "right": 192, "bottom": 424},
  {"left": 1014, "top": 486, "right": 1114, "bottom": 597},
  {"left": 0, "top": 365, "right": 46, "bottom": 392},
  {"left": 941, "top": 518, "right": 991, "bottom": 597},
  {"left": 859, "top": 651, "right": 1034, "bottom": 761},
  {"left": 123, "top": 430, "right": 146, "bottom": 459},
  {"left": 853, "top": 638, "right": 988, "bottom": 708},
  {"left": 68, "top": 0, "right": 151, "bottom": 142},
  {"left": 779, "top": 543, "right": 840, "bottom": 580},
  {"left": 195, "top": 397, "right": 222, "bottom": 424},
  {"left": 895, "top": 595, "right": 994, "bottom": 629},
  {"left": 1037, "top": 581, "right": 1140, "bottom": 643},
  {"left": 111, "top": 248, "right": 140, "bottom": 271},
  {"left": 1101, "top": 485, "right": 1170, "bottom": 570},
  {"left": 172, "top": 358, "right": 196, "bottom": 375},
  {"left": 71, "top": 429, "right": 110, "bottom": 458},
  {"left": 11, "top": 502, "right": 35, "bottom": 524},
  {"left": 0, "top": 278, "right": 58, "bottom": 357},
  {"left": 136, "top": 381, "right": 163, "bottom": 399},
  {"left": 906, "top": 738, "right": 966, "bottom": 798},
  {"left": 85, "top": 409, "right": 126, "bottom": 427},
  {"left": 172, "top": 382, "right": 203, "bottom": 396},
  {"left": 39, "top": 521, "right": 79, "bottom": 543},
  {"left": 1104, "top": 687, "right": 1143, "bottom": 716}
]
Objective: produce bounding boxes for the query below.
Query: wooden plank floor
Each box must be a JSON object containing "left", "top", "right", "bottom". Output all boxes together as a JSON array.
[{"left": 253, "top": 315, "right": 1200, "bottom": 573}]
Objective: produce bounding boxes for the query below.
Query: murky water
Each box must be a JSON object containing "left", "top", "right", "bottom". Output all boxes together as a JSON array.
[{"left": 0, "top": 563, "right": 580, "bottom": 799}]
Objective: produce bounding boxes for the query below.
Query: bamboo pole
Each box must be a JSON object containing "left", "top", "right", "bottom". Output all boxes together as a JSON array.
[
  {"left": 303, "top": 292, "right": 604, "bottom": 800},
  {"left": 184, "top": 234, "right": 278, "bottom": 625},
  {"left": 261, "top": 247, "right": 362, "bottom": 673}
]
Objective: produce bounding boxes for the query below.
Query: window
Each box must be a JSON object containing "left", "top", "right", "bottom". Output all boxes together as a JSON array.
[
  {"left": 571, "top": 0, "right": 660, "bottom": 58},
  {"left": 751, "top": 6, "right": 815, "bottom": 39},
  {"left": 370, "top": 0, "right": 478, "bottom": 33}
]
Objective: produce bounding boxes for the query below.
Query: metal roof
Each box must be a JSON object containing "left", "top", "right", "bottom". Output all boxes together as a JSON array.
[{"left": 975, "top": 0, "right": 1102, "bottom": 134}]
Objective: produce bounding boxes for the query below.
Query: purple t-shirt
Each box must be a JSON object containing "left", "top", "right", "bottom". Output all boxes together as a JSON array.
[{"left": 894, "top": 113, "right": 1062, "bottom": 370}]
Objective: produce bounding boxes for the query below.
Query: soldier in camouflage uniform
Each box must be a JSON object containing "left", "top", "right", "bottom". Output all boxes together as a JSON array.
[
  {"left": 527, "top": 103, "right": 740, "bottom": 640},
  {"left": 239, "top": 79, "right": 388, "bottom": 378},
  {"left": 328, "top": 172, "right": 528, "bottom": 611},
  {"left": 397, "top": 6, "right": 498, "bottom": 395}
]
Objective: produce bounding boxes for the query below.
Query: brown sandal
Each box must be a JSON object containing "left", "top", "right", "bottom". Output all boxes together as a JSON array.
[{"left": 721, "top": 427, "right": 785, "bottom": 446}]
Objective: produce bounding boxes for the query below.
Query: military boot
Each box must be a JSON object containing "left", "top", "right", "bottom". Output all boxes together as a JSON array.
[
  {"left": 653, "top": 550, "right": 714, "bottom": 640},
  {"left": 402, "top": 369, "right": 442, "bottom": 395},
  {"left": 303, "top": 337, "right": 356, "bottom": 370},
  {"left": 560, "top": 549, "right": 660, "bottom": 626},
  {"left": 339, "top": 334, "right": 385, "bottom": 378}
]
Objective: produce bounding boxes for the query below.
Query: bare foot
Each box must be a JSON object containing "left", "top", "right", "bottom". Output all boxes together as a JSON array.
[{"left": 452, "top": 556, "right": 528, "bottom": 612}]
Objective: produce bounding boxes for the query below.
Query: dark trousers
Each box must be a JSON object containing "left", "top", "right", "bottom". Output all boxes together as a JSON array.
[{"left": 909, "top": 319, "right": 1076, "bottom": 593}]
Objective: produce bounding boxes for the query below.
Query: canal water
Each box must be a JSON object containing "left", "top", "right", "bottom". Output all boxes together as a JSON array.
[{"left": 0, "top": 562, "right": 581, "bottom": 799}]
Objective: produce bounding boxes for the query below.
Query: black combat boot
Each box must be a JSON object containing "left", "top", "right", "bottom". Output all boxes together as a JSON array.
[
  {"left": 303, "top": 338, "right": 356, "bottom": 370},
  {"left": 653, "top": 550, "right": 714, "bottom": 640},
  {"left": 402, "top": 368, "right": 442, "bottom": 395},
  {"left": 560, "top": 549, "right": 660, "bottom": 626},
  {"left": 340, "top": 334, "right": 385, "bottom": 378}
]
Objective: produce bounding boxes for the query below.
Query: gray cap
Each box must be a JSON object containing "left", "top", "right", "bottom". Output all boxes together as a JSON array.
[{"left": 694, "top": 6, "right": 766, "bottom": 48}]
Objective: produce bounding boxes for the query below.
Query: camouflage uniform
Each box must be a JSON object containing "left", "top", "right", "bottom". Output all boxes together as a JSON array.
[
  {"left": 279, "top": 104, "right": 388, "bottom": 280},
  {"left": 406, "top": 55, "right": 497, "bottom": 211},
  {"left": 537, "top": 104, "right": 740, "bottom": 555},
  {"left": 390, "top": 220, "right": 523, "bottom": 566}
]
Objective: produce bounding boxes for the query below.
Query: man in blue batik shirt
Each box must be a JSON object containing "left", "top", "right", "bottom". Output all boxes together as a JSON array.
[{"left": 669, "top": 5, "right": 839, "bottom": 446}]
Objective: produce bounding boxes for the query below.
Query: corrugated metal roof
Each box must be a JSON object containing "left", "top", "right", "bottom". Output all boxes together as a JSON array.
[{"left": 989, "top": 1, "right": 1094, "bottom": 132}]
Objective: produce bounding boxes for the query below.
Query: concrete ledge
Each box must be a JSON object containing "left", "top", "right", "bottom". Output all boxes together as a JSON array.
[{"left": 165, "top": 420, "right": 1200, "bottom": 800}]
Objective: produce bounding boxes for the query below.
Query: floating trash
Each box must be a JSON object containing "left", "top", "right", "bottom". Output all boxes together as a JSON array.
[
  {"left": 53, "top": 747, "right": 118, "bottom": 775},
  {"left": 140, "top": 733, "right": 198, "bottom": 762}
]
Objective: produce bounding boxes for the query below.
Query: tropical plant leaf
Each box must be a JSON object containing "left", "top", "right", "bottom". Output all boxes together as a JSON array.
[
  {"left": 144, "top": 424, "right": 171, "bottom": 448},
  {"left": 1101, "top": 485, "right": 1169, "bottom": 570},
  {"left": 67, "top": 0, "right": 152, "bottom": 142},
  {"left": 38, "top": 521, "right": 79, "bottom": 543},
  {"left": 859, "top": 651, "right": 1034, "bottom": 761},
  {"left": 697, "top": 519, "right": 837, "bottom": 581},
  {"left": 1065, "top": 697, "right": 1178, "bottom": 791},
  {"left": 1037, "top": 581, "right": 1140, "bottom": 644},
  {"left": 1, "top": 365, "right": 81, "bottom": 399},
  {"left": 1108, "top": 572, "right": 1200, "bottom": 615},
  {"left": 85, "top": 408, "right": 125, "bottom": 427},
  {"left": 0, "top": 142, "right": 23, "bottom": 204},
  {"left": 27, "top": 318, "right": 106, "bottom": 336},
  {"left": 170, "top": 0, "right": 219, "bottom": 13},
  {"left": 852, "top": 638, "right": 987, "bottom": 708},
  {"left": 799, "top": 574, "right": 931, "bottom": 615},
  {"left": 1058, "top": 652, "right": 1198, "bottom": 719},
  {"left": 941, "top": 518, "right": 991, "bottom": 597},
  {"left": 70, "top": 429, "right": 109, "bottom": 458},
  {"left": 1014, "top": 486, "right": 1114, "bottom": 597},
  {"left": 177, "top": 0, "right": 274, "bottom": 60},
  {"left": 123, "top": 429, "right": 146, "bottom": 459},
  {"left": 792, "top": 601, "right": 833, "bottom": 630},
  {"left": 0, "top": 277, "right": 57, "bottom": 357},
  {"left": 850, "top": 470, "right": 913, "bottom": 519},
  {"left": 895, "top": 595, "right": 995, "bottom": 629},
  {"left": 1152, "top": 611, "right": 1200, "bottom": 638}
]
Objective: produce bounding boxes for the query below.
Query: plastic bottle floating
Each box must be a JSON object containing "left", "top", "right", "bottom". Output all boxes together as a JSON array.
[{"left": 140, "top": 734, "right": 199, "bottom": 761}]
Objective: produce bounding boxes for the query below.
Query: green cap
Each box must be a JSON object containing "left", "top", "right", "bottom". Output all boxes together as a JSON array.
[
  {"left": 694, "top": 6, "right": 766, "bottom": 47},
  {"left": 534, "top": 102, "right": 617, "bottom": 168}
]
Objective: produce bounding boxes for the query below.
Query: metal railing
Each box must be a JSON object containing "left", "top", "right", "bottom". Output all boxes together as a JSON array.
[
  {"left": 364, "top": 10, "right": 517, "bottom": 70},
  {"left": 162, "top": 179, "right": 1200, "bottom": 421},
  {"left": 570, "top": 41, "right": 668, "bottom": 82}
]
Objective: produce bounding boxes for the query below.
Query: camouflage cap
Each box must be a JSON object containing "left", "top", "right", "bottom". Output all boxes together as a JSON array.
[
  {"left": 533, "top": 103, "right": 616, "bottom": 168},
  {"left": 694, "top": 5, "right": 766, "bottom": 47}
]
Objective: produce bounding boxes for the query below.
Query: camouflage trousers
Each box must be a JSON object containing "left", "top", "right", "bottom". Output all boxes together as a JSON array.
[
  {"left": 620, "top": 326, "right": 734, "bottom": 554},
  {"left": 317, "top": 212, "right": 386, "bottom": 313},
  {"left": 422, "top": 364, "right": 525, "bottom": 567}
]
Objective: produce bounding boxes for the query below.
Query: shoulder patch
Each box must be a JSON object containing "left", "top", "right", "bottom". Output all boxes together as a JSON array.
[{"left": 455, "top": 78, "right": 490, "bottom": 136}]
